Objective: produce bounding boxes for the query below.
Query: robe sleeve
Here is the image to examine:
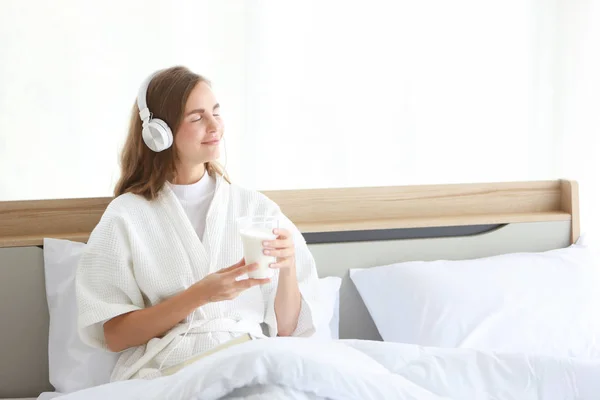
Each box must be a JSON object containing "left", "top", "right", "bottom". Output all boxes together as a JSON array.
[
  {"left": 75, "top": 212, "right": 145, "bottom": 351},
  {"left": 262, "top": 210, "right": 323, "bottom": 338}
]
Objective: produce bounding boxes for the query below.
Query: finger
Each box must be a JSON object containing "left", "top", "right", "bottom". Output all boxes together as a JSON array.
[
  {"left": 236, "top": 278, "right": 271, "bottom": 289},
  {"left": 218, "top": 258, "right": 246, "bottom": 273},
  {"left": 272, "top": 228, "right": 292, "bottom": 239},
  {"left": 226, "top": 262, "right": 258, "bottom": 278},
  {"left": 263, "top": 248, "right": 294, "bottom": 258},
  {"left": 262, "top": 238, "right": 292, "bottom": 249},
  {"left": 269, "top": 259, "right": 293, "bottom": 269}
]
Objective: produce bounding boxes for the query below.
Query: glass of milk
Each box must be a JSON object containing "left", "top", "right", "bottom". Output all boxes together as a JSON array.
[{"left": 238, "top": 216, "right": 279, "bottom": 279}]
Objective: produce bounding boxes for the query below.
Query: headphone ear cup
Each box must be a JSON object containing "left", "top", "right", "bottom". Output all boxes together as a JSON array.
[
  {"left": 153, "top": 119, "right": 173, "bottom": 149},
  {"left": 142, "top": 118, "right": 173, "bottom": 152}
]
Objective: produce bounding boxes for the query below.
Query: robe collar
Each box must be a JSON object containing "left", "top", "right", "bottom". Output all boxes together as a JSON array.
[{"left": 158, "top": 173, "right": 230, "bottom": 275}]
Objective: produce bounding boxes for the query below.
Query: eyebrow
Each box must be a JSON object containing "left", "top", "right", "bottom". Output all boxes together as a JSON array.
[{"left": 186, "top": 103, "right": 220, "bottom": 116}]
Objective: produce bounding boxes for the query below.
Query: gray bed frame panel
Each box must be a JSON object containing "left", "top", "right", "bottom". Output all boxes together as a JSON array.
[
  {"left": 0, "top": 247, "right": 53, "bottom": 398},
  {"left": 0, "top": 220, "right": 572, "bottom": 398},
  {"left": 308, "top": 221, "right": 572, "bottom": 341}
]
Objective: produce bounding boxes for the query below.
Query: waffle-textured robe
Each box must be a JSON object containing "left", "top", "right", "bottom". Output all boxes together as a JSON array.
[{"left": 76, "top": 176, "right": 320, "bottom": 381}]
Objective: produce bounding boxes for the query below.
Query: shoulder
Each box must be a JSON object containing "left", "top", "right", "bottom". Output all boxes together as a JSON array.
[
  {"left": 105, "top": 192, "right": 151, "bottom": 214},
  {"left": 91, "top": 192, "right": 157, "bottom": 239},
  {"left": 102, "top": 191, "right": 163, "bottom": 223},
  {"left": 86, "top": 191, "right": 161, "bottom": 254}
]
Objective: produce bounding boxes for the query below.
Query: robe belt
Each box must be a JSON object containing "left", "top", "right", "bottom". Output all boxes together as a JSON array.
[{"left": 173, "top": 318, "right": 266, "bottom": 339}]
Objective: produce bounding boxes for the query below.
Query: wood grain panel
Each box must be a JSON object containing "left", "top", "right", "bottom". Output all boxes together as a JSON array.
[
  {"left": 267, "top": 180, "right": 564, "bottom": 227},
  {"left": 560, "top": 180, "right": 580, "bottom": 243},
  {"left": 0, "top": 198, "right": 110, "bottom": 248},
  {"left": 0, "top": 179, "right": 578, "bottom": 248}
]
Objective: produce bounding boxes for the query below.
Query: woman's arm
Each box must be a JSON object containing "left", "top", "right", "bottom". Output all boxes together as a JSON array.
[
  {"left": 274, "top": 267, "right": 302, "bottom": 336},
  {"left": 103, "top": 260, "right": 267, "bottom": 352},
  {"left": 103, "top": 285, "right": 205, "bottom": 352},
  {"left": 263, "top": 228, "right": 304, "bottom": 336}
]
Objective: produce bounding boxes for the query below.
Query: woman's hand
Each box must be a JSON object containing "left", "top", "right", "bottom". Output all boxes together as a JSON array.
[
  {"left": 190, "top": 259, "right": 270, "bottom": 303},
  {"left": 103, "top": 259, "right": 267, "bottom": 352},
  {"left": 262, "top": 228, "right": 296, "bottom": 270}
]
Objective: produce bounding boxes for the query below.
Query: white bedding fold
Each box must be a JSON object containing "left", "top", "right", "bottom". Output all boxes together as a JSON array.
[{"left": 53, "top": 338, "right": 600, "bottom": 400}]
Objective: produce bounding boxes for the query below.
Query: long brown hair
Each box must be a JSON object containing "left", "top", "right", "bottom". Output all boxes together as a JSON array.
[{"left": 114, "top": 66, "right": 228, "bottom": 200}]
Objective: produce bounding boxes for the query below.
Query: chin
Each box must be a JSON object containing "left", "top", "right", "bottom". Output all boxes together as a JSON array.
[
  {"left": 209, "top": 148, "right": 221, "bottom": 160},
  {"left": 200, "top": 150, "right": 221, "bottom": 164}
]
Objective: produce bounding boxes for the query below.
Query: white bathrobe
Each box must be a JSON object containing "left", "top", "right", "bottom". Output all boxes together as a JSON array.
[{"left": 76, "top": 175, "right": 321, "bottom": 382}]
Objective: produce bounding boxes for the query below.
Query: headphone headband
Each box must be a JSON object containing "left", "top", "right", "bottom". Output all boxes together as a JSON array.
[{"left": 137, "top": 71, "right": 158, "bottom": 122}]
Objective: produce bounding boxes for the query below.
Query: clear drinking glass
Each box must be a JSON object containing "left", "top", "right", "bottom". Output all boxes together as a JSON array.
[{"left": 237, "top": 216, "right": 279, "bottom": 279}]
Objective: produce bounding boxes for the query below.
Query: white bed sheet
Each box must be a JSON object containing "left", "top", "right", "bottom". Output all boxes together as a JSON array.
[
  {"left": 222, "top": 385, "right": 326, "bottom": 400},
  {"left": 45, "top": 337, "right": 600, "bottom": 399},
  {"left": 36, "top": 393, "right": 64, "bottom": 400}
]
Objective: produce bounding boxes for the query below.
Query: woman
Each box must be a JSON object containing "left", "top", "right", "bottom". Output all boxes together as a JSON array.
[{"left": 76, "top": 66, "right": 321, "bottom": 382}]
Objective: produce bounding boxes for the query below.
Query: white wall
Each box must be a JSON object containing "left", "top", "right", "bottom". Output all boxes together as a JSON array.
[
  {"left": 241, "top": 0, "right": 559, "bottom": 191},
  {"left": 0, "top": 0, "right": 597, "bottom": 243}
]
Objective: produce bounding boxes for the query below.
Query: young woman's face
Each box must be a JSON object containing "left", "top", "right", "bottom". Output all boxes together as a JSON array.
[{"left": 174, "top": 81, "right": 223, "bottom": 166}]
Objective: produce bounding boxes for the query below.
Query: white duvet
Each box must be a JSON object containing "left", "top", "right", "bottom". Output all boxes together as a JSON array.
[{"left": 52, "top": 337, "right": 600, "bottom": 400}]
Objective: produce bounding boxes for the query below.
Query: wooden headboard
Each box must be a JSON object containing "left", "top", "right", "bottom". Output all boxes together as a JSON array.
[{"left": 0, "top": 179, "right": 580, "bottom": 248}]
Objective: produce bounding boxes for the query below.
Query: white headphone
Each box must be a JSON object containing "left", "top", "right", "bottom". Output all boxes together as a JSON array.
[{"left": 137, "top": 71, "right": 174, "bottom": 152}]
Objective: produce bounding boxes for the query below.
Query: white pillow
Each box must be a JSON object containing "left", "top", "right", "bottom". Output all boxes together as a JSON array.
[
  {"left": 350, "top": 242, "right": 600, "bottom": 358},
  {"left": 43, "top": 238, "right": 341, "bottom": 392},
  {"left": 315, "top": 276, "right": 342, "bottom": 340},
  {"left": 43, "top": 238, "right": 117, "bottom": 393}
]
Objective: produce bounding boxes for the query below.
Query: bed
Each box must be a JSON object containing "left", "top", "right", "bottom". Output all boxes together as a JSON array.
[{"left": 1, "top": 179, "right": 595, "bottom": 399}]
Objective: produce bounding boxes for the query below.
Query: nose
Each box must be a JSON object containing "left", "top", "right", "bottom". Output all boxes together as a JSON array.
[{"left": 206, "top": 115, "right": 220, "bottom": 135}]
